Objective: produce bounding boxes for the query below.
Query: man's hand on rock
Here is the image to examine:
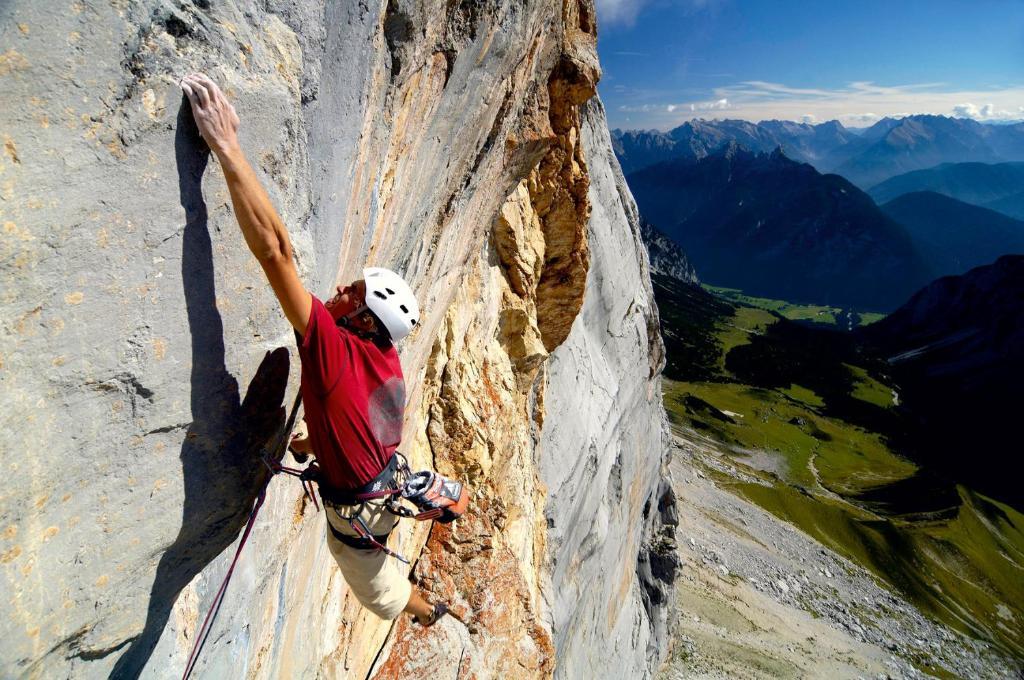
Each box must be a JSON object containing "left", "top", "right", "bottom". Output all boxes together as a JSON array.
[
  {"left": 180, "top": 73, "right": 241, "bottom": 157},
  {"left": 289, "top": 419, "right": 314, "bottom": 462}
]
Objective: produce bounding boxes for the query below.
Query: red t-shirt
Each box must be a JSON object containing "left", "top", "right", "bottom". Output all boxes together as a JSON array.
[{"left": 298, "top": 296, "right": 405, "bottom": 489}]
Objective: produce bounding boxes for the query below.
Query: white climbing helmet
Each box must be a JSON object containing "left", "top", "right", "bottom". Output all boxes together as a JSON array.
[{"left": 363, "top": 267, "right": 419, "bottom": 342}]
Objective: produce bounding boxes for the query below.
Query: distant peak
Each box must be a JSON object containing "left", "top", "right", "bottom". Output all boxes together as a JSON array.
[{"left": 715, "top": 139, "right": 748, "bottom": 160}]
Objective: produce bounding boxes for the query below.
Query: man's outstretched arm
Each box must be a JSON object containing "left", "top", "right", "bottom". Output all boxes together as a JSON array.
[{"left": 181, "top": 73, "right": 312, "bottom": 335}]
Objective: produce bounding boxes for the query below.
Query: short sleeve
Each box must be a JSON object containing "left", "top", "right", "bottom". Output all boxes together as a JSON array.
[{"left": 298, "top": 296, "right": 351, "bottom": 395}]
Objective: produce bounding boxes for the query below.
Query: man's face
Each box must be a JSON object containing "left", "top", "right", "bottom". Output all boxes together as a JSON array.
[{"left": 325, "top": 279, "right": 366, "bottom": 322}]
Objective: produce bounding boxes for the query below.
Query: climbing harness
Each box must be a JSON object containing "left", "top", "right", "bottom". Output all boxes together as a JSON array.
[
  {"left": 180, "top": 432, "right": 469, "bottom": 679},
  {"left": 276, "top": 451, "right": 470, "bottom": 564}
]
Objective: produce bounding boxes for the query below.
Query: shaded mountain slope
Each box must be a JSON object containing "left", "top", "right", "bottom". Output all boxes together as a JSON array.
[
  {"left": 984, "top": 190, "right": 1024, "bottom": 220},
  {"left": 859, "top": 255, "right": 1024, "bottom": 505},
  {"left": 640, "top": 218, "right": 699, "bottom": 285},
  {"left": 868, "top": 161, "right": 1024, "bottom": 208},
  {"left": 652, "top": 272, "right": 1024, "bottom": 665},
  {"left": 880, "top": 191, "right": 1024, "bottom": 274},
  {"left": 628, "top": 145, "right": 932, "bottom": 311}
]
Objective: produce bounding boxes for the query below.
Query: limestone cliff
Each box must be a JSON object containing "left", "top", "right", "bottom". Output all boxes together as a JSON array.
[{"left": 0, "top": 1, "right": 672, "bottom": 678}]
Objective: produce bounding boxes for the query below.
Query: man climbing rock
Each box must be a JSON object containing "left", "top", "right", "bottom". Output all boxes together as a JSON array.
[{"left": 180, "top": 73, "right": 446, "bottom": 627}]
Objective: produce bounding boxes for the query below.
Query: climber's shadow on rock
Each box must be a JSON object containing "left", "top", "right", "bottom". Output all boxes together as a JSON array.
[{"left": 112, "top": 99, "right": 290, "bottom": 679}]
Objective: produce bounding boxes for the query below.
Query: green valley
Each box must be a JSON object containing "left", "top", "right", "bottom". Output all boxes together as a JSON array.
[
  {"left": 654, "top": 273, "right": 1024, "bottom": 660},
  {"left": 704, "top": 285, "right": 886, "bottom": 329}
]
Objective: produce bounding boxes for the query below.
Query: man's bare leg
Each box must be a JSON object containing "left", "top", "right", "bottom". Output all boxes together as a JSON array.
[{"left": 404, "top": 588, "right": 435, "bottom": 623}]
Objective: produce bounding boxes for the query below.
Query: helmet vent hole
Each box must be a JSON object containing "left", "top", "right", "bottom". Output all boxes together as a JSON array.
[
  {"left": 373, "top": 291, "right": 387, "bottom": 300},
  {"left": 385, "top": 287, "right": 395, "bottom": 295},
  {"left": 400, "top": 304, "right": 408, "bottom": 313},
  {"left": 411, "top": 319, "right": 417, "bottom": 325}
]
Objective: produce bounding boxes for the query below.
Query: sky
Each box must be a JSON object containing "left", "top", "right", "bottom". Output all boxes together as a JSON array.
[{"left": 595, "top": 0, "right": 1024, "bottom": 131}]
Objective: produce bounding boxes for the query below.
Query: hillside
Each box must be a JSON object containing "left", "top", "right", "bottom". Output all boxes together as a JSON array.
[
  {"left": 627, "top": 145, "right": 932, "bottom": 311},
  {"left": 880, "top": 191, "right": 1024, "bottom": 274},
  {"left": 868, "top": 161, "right": 1024, "bottom": 208},
  {"left": 652, "top": 272, "right": 1024, "bottom": 669},
  {"left": 859, "top": 255, "right": 1024, "bottom": 505}
]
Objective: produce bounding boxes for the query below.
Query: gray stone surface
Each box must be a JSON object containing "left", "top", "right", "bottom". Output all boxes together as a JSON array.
[
  {"left": 541, "top": 98, "right": 673, "bottom": 679},
  {"left": 1, "top": 1, "right": 672, "bottom": 678}
]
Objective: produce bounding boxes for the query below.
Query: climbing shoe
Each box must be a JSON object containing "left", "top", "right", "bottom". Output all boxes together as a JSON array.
[{"left": 416, "top": 602, "right": 448, "bottom": 627}]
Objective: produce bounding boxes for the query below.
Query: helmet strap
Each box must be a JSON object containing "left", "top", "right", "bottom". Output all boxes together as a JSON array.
[{"left": 337, "top": 305, "right": 387, "bottom": 343}]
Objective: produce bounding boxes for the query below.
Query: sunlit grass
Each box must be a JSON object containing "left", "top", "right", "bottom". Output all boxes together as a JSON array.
[
  {"left": 847, "top": 364, "right": 895, "bottom": 408},
  {"left": 705, "top": 284, "right": 884, "bottom": 328},
  {"left": 657, "top": 273, "right": 1024, "bottom": 658},
  {"left": 781, "top": 383, "right": 825, "bottom": 408},
  {"left": 715, "top": 306, "right": 777, "bottom": 368},
  {"left": 664, "top": 379, "right": 914, "bottom": 495}
]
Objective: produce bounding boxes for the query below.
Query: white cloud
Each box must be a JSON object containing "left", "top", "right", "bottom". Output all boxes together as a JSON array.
[
  {"left": 688, "top": 98, "right": 730, "bottom": 112},
  {"left": 596, "top": 0, "right": 723, "bottom": 28},
  {"left": 952, "top": 103, "right": 1024, "bottom": 121},
  {"left": 843, "top": 112, "right": 881, "bottom": 125},
  {"left": 801, "top": 114, "right": 817, "bottom": 124},
  {"left": 594, "top": 0, "right": 650, "bottom": 28},
  {"left": 608, "top": 80, "right": 1024, "bottom": 130}
]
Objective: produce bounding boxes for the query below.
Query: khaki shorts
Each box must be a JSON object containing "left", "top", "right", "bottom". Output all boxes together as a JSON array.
[{"left": 325, "top": 501, "right": 412, "bottom": 620}]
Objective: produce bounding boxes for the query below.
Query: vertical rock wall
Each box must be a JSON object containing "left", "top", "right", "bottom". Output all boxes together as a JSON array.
[
  {"left": 540, "top": 99, "right": 673, "bottom": 678},
  {"left": 0, "top": 0, "right": 671, "bottom": 677}
]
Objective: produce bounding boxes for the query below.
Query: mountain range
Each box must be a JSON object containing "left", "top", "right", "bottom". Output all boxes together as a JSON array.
[
  {"left": 627, "top": 144, "right": 932, "bottom": 311},
  {"left": 869, "top": 161, "right": 1024, "bottom": 219},
  {"left": 613, "top": 115, "right": 1024, "bottom": 188},
  {"left": 880, "top": 192, "right": 1024, "bottom": 275},
  {"left": 611, "top": 118, "right": 856, "bottom": 175}
]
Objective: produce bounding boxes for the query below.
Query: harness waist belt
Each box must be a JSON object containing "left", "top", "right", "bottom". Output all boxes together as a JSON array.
[
  {"left": 327, "top": 517, "right": 391, "bottom": 551},
  {"left": 318, "top": 453, "right": 399, "bottom": 507}
]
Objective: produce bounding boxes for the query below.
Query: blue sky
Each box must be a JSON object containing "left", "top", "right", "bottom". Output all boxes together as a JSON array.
[{"left": 596, "top": 0, "right": 1024, "bottom": 130}]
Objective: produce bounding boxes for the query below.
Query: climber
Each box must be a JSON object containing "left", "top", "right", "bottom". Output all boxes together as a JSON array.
[{"left": 179, "top": 73, "right": 447, "bottom": 627}]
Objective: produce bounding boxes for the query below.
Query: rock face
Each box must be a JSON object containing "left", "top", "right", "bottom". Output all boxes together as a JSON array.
[
  {"left": 539, "top": 99, "right": 673, "bottom": 678},
  {"left": 639, "top": 220, "right": 699, "bottom": 285},
  {"left": 0, "top": 0, "right": 671, "bottom": 678}
]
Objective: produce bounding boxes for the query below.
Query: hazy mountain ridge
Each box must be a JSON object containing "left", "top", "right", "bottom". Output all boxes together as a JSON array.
[
  {"left": 614, "top": 115, "right": 1024, "bottom": 188},
  {"left": 880, "top": 191, "right": 1024, "bottom": 275},
  {"left": 869, "top": 161, "right": 1024, "bottom": 220},
  {"left": 834, "top": 115, "right": 1024, "bottom": 188},
  {"left": 627, "top": 145, "right": 932, "bottom": 311},
  {"left": 612, "top": 118, "right": 857, "bottom": 175}
]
